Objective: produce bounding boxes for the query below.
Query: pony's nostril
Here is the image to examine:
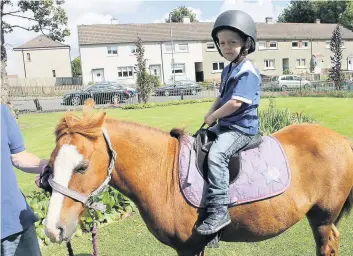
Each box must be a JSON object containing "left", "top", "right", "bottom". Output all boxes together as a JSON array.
[{"left": 57, "top": 226, "right": 64, "bottom": 241}]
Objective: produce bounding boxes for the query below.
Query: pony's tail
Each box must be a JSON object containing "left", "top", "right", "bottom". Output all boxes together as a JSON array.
[{"left": 335, "top": 139, "right": 353, "bottom": 224}]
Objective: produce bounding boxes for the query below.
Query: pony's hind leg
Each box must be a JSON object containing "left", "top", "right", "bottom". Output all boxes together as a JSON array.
[{"left": 308, "top": 221, "right": 341, "bottom": 256}]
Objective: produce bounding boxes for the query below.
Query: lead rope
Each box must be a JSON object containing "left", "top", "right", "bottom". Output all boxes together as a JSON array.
[{"left": 65, "top": 219, "right": 99, "bottom": 256}]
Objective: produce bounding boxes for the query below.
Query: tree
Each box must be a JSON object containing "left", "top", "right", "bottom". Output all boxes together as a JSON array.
[
  {"left": 340, "top": 1, "right": 353, "bottom": 31},
  {"left": 71, "top": 57, "right": 81, "bottom": 77},
  {"left": 165, "top": 6, "right": 198, "bottom": 23},
  {"left": 135, "top": 35, "right": 153, "bottom": 104},
  {"left": 1, "top": 0, "right": 70, "bottom": 106},
  {"left": 328, "top": 25, "right": 344, "bottom": 90},
  {"left": 277, "top": 1, "right": 317, "bottom": 23},
  {"left": 278, "top": 0, "right": 352, "bottom": 30}
]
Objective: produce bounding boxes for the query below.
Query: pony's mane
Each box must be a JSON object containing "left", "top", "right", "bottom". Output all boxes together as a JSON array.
[
  {"left": 55, "top": 111, "right": 104, "bottom": 141},
  {"left": 55, "top": 111, "right": 188, "bottom": 142},
  {"left": 55, "top": 98, "right": 188, "bottom": 141}
]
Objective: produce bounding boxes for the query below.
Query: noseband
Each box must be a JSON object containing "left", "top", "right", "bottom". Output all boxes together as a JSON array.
[{"left": 48, "top": 127, "right": 117, "bottom": 212}]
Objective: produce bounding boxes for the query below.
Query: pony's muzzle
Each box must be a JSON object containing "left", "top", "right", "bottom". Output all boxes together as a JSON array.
[{"left": 45, "top": 220, "right": 65, "bottom": 243}]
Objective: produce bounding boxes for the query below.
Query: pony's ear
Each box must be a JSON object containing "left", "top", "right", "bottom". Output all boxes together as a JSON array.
[
  {"left": 89, "top": 111, "right": 106, "bottom": 128},
  {"left": 83, "top": 98, "right": 96, "bottom": 118}
]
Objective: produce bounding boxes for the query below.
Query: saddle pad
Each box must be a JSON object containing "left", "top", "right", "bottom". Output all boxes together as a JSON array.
[{"left": 178, "top": 135, "right": 291, "bottom": 208}]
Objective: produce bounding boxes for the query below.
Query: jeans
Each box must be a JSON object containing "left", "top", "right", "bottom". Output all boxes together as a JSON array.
[
  {"left": 1, "top": 225, "right": 41, "bottom": 256},
  {"left": 207, "top": 124, "right": 253, "bottom": 205}
]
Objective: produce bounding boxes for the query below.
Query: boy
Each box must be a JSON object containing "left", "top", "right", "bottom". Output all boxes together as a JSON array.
[{"left": 196, "top": 10, "right": 261, "bottom": 235}]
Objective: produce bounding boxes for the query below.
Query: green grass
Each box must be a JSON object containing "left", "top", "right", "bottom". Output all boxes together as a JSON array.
[{"left": 15, "top": 97, "right": 353, "bottom": 255}]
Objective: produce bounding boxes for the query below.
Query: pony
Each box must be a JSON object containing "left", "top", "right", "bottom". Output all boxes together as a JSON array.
[{"left": 43, "top": 106, "right": 353, "bottom": 256}]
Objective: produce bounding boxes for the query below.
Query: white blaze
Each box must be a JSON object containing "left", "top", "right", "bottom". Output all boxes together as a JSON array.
[{"left": 45, "top": 144, "right": 83, "bottom": 240}]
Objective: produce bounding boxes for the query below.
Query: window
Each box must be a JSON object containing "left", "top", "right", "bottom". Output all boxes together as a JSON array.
[
  {"left": 26, "top": 53, "right": 31, "bottom": 61},
  {"left": 292, "top": 41, "right": 310, "bottom": 49},
  {"left": 171, "top": 63, "right": 185, "bottom": 74},
  {"left": 178, "top": 43, "right": 188, "bottom": 52},
  {"left": 165, "top": 43, "right": 173, "bottom": 52},
  {"left": 117, "top": 66, "right": 133, "bottom": 78},
  {"left": 296, "top": 58, "right": 306, "bottom": 67},
  {"left": 130, "top": 45, "right": 137, "bottom": 54},
  {"left": 264, "top": 59, "right": 275, "bottom": 69},
  {"left": 258, "top": 41, "right": 277, "bottom": 50},
  {"left": 52, "top": 70, "right": 56, "bottom": 77},
  {"left": 206, "top": 42, "right": 216, "bottom": 51},
  {"left": 269, "top": 41, "right": 277, "bottom": 49},
  {"left": 107, "top": 46, "right": 118, "bottom": 55},
  {"left": 212, "top": 62, "right": 224, "bottom": 72},
  {"left": 258, "top": 41, "right": 266, "bottom": 50}
]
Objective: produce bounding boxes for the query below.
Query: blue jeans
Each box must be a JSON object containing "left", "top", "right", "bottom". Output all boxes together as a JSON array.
[
  {"left": 1, "top": 225, "right": 41, "bottom": 256},
  {"left": 207, "top": 124, "right": 253, "bottom": 205}
]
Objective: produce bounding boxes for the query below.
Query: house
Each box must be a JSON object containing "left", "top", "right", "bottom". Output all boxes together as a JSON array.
[
  {"left": 78, "top": 19, "right": 203, "bottom": 85},
  {"left": 13, "top": 35, "right": 72, "bottom": 78},
  {"left": 202, "top": 18, "right": 353, "bottom": 81},
  {"left": 78, "top": 18, "right": 353, "bottom": 85}
]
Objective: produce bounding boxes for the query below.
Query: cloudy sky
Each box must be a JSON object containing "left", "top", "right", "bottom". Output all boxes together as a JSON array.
[{"left": 4, "top": 0, "right": 289, "bottom": 75}]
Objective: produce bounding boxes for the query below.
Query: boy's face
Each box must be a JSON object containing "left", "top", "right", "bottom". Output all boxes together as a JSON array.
[{"left": 217, "top": 30, "right": 244, "bottom": 62}]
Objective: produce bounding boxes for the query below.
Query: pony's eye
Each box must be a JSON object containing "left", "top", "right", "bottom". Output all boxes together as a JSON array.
[{"left": 75, "top": 161, "right": 89, "bottom": 174}]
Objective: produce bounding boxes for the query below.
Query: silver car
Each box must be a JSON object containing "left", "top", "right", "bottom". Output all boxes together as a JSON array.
[{"left": 273, "top": 75, "right": 311, "bottom": 91}]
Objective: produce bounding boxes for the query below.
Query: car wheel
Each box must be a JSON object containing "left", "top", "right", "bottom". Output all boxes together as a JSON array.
[
  {"left": 303, "top": 84, "right": 311, "bottom": 90},
  {"left": 164, "top": 91, "right": 170, "bottom": 97},
  {"left": 71, "top": 96, "right": 81, "bottom": 106},
  {"left": 281, "top": 85, "right": 288, "bottom": 91}
]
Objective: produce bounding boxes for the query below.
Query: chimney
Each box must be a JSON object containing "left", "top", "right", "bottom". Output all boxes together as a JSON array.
[
  {"left": 110, "top": 18, "right": 119, "bottom": 24},
  {"left": 315, "top": 19, "right": 320, "bottom": 24},
  {"left": 265, "top": 17, "right": 273, "bottom": 24},
  {"left": 183, "top": 16, "right": 191, "bottom": 23}
]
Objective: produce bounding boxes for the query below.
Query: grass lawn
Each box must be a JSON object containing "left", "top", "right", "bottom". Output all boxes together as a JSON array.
[{"left": 15, "top": 97, "right": 353, "bottom": 255}]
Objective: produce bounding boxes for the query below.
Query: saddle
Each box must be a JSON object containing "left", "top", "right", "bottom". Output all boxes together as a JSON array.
[{"left": 193, "top": 128, "right": 263, "bottom": 184}]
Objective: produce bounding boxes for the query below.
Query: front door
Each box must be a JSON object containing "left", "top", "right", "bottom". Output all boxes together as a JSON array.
[
  {"left": 92, "top": 69, "right": 104, "bottom": 83},
  {"left": 149, "top": 65, "right": 162, "bottom": 80},
  {"left": 348, "top": 56, "right": 353, "bottom": 71},
  {"left": 282, "top": 58, "right": 289, "bottom": 73}
]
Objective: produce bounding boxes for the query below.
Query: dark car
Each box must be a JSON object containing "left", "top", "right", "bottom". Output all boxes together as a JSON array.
[
  {"left": 62, "top": 83, "right": 130, "bottom": 106},
  {"left": 154, "top": 80, "right": 202, "bottom": 96}
]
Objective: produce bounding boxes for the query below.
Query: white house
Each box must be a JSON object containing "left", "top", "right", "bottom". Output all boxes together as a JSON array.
[
  {"left": 13, "top": 35, "right": 72, "bottom": 78},
  {"left": 80, "top": 42, "right": 163, "bottom": 85},
  {"left": 78, "top": 21, "right": 206, "bottom": 85}
]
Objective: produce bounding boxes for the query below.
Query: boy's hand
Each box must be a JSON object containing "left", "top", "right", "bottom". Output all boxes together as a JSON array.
[
  {"left": 204, "top": 112, "right": 211, "bottom": 123},
  {"left": 205, "top": 114, "right": 217, "bottom": 126}
]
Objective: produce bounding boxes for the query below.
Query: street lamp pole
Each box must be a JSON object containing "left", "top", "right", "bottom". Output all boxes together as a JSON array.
[{"left": 169, "top": 13, "right": 175, "bottom": 83}]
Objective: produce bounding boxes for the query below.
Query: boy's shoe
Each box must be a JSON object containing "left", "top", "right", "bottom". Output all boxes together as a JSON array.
[{"left": 196, "top": 206, "right": 231, "bottom": 235}]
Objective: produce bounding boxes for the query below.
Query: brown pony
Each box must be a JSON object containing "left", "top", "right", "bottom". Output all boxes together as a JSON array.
[{"left": 44, "top": 107, "right": 353, "bottom": 256}]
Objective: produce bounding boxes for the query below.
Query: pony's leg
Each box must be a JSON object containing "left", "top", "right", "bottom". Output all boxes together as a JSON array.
[{"left": 308, "top": 222, "right": 340, "bottom": 256}]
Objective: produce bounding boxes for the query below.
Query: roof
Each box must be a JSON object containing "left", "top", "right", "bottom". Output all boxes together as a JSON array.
[
  {"left": 78, "top": 22, "right": 353, "bottom": 45},
  {"left": 14, "top": 35, "right": 69, "bottom": 50}
]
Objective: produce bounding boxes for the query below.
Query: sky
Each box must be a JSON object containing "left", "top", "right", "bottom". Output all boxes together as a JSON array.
[{"left": 3, "top": 0, "right": 290, "bottom": 75}]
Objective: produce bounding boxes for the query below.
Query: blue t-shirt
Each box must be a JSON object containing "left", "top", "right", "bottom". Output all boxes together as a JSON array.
[
  {"left": 218, "top": 59, "right": 261, "bottom": 135},
  {"left": 1, "top": 104, "right": 38, "bottom": 239}
]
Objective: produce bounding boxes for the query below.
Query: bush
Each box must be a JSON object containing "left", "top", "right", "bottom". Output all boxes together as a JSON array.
[
  {"left": 27, "top": 187, "right": 136, "bottom": 247},
  {"left": 121, "top": 98, "right": 215, "bottom": 110},
  {"left": 261, "top": 90, "right": 353, "bottom": 98},
  {"left": 146, "top": 73, "right": 161, "bottom": 88},
  {"left": 259, "top": 99, "right": 316, "bottom": 135}
]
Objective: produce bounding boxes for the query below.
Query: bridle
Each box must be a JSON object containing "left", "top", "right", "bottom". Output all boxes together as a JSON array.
[
  {"left": 47, "top": 127, "right": 117, "bottom": 256},
  {"left": 48, "top": 127, "right": 117, "bottom": 212}
]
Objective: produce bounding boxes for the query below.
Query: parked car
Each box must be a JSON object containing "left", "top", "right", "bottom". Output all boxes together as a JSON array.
[
  {"left": 271, "top": 75, "right": 311, "bottom": 91},
  {"left": 62, "top": 83, "right": 130, "bottom": 106},
  {"left": 110, "top": 82, "right": 137, "bottom": 96},
  {"left": 154, "top": 80, "right": 202, "bottom": 96}
]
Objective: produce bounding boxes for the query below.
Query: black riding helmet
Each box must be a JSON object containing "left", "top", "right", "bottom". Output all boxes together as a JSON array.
[{"left": 212, "top": 10, "right": 257, "bottom": 59}]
